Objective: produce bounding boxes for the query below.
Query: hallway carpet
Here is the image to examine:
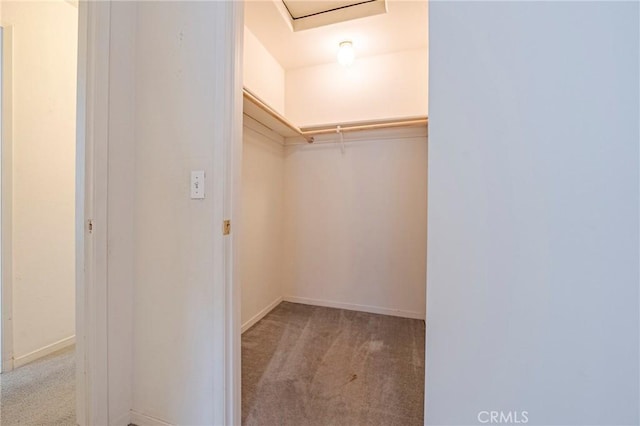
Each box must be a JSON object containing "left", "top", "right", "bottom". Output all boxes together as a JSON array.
[
  {"left": 242, "top": 302, "right": 425, "bottom": 426},
  {"left": 0, "top": 345, "right": 75, "bottom": 425}
]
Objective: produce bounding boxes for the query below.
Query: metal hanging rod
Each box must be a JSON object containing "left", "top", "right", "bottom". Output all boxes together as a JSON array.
[{"left": 300, "top": 117, "right": 428, "bottom": 137}]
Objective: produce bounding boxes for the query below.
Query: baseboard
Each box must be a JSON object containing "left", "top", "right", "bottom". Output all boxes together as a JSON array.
[
  {"left": 283, "top": 296, "right": 425, "bottom": 320},
  {"left": 241, "top": 295, "right": 283, "bottom": 333},
  {"left": 13, "top": 335, "right": 75, "bottom": 368},
  {"left": 130, "top": 410, "right": 174, "bottom": 426},
  {"left": 2, "top": 358, "right": 14, "bottom": 373},
  {"left": 112, "top": 410, "right": 132, "bottom": 426}
]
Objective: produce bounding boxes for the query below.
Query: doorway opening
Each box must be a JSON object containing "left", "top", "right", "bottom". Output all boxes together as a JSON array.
[
  {"left": 234, "top": 1, "right": 428, "bottom": 424},
  {"left": 0, "top": 1, "right": 87, "bottom": 424}
]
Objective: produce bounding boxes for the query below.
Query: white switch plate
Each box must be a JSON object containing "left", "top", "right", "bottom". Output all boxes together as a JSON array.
[{"left": 191, "top": 170, "right": 205, "bottom": 199}]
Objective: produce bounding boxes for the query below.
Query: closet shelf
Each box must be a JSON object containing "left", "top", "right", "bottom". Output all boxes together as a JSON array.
[
  {"left": 243, "top": 88, "right": 312, "bottom": 143},
  {"left": 243, "top": 87, "right": 428, "bottom": 144}
]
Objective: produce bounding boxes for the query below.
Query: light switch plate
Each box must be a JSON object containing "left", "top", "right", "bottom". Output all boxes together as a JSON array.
[{"left": 191, "top": 170, "right": 205, "bottom": 199}]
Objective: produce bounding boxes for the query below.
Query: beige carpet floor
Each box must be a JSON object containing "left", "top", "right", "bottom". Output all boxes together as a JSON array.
[
  {"left": 0, "top": 304, "right": 424, "bottom": 426},
  {"left": 242, "top": 302, "right": 425, "bottom": 426},
  {"left": 0, "top": 345, "right": 75, "bottom": 426}
]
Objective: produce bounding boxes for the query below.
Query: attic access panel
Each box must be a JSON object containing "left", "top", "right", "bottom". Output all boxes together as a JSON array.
[{"left": 279, "top": 0, "right": 387, "bottom": 31}]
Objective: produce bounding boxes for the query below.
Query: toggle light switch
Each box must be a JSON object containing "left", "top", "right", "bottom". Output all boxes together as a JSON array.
[{"left": 191, "top": 170, "right": 205, "bottom": 199}]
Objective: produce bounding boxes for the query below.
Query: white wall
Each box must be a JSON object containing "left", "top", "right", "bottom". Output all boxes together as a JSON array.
[
  {"left": 106, "top": 2, "right": 136, "bottom": 424},
  {"left": 131, "top": 2, "right": 234, "bottom": 424},
  {"left": 283, "top": 128, "right": 427, "bottom": 319},
  {"left": 241, "top": 117, "right": 284, "bottom": 329},
  {"left": 285, "top": 49, "right": 427, "bottom": 127},
  {"left": 2, "top": 0, "right": 77, "bottom": 361},
  {"left": 427, "top": 2, "right": 639, "bottom": 424},
  {"left": 244, "top": 26, "right": 285, "bottom": 114}
]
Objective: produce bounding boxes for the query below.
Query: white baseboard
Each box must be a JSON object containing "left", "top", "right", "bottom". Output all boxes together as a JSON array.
[
  {"left": 13, "top": 335, "right": 75, "bottom": 368},
  {"left": 2, "top": 358, "right": 14, "bottom": 373},
  {"left": 241, "top": 295, "right": 283, "bottom": 333},
  {"left": 112, "top": 410, "right": 132, "bottom": 426},
  {"left": 283, "top": 296, "right": 425, "bottom": 320},
  {"left": 130, "top": 410, "right": 174, "bottom": 426}
]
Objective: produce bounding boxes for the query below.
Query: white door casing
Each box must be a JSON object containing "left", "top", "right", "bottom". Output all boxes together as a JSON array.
[
  {"left": 76, "top": 1, "right": 110, "bottom": 425},
  {"left": 1, "top": 24, "right": 14, "bottom": 375}
]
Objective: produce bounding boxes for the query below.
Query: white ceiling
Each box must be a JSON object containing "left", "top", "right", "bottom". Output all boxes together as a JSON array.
[{"left": 245, "top": 0, "right": 428, "bottom": 70}]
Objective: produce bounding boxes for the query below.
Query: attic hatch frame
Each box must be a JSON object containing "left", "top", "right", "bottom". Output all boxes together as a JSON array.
[{"left": 274, "top": 0, "right": 387, "bottom": 32}]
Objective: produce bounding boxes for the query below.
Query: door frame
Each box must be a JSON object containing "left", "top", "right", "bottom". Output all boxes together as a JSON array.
[
  {"left": 1, "top": 23, "right": 14, "bottom": 374},
  {"left": 76, "top": 1, "right": 110, "bottom": 425},
  {"left": 222, "top": 1, "right": 244, "bottom": 424},
  {"left": 223, "top": 2, "right": 430, "bottom": 424}
]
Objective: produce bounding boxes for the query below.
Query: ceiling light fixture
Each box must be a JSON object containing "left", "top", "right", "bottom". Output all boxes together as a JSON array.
[{"left": 337, "top": 41, "right": 355, "bottom": 66}]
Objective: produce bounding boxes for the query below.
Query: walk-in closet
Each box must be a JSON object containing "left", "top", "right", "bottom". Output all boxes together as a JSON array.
[{"left": 239, "top": 1, "right": 428, "bottom": 424}]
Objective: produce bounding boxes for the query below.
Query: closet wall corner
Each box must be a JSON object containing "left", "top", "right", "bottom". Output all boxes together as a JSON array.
[{"left": 241, "top": 0, "right": 428, "bottom": 326}]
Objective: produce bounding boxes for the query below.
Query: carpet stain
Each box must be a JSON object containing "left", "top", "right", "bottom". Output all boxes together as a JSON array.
[{"left": 367, "top": 340, "right": 384, "bottom": 352}]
